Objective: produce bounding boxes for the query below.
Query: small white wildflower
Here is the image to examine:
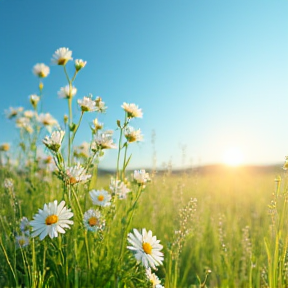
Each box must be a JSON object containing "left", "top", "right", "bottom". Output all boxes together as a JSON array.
[
  {"left": 146, "top": 268, "right": 162, "bottom": 288},
  {"left": 133, "top": 170, "right": 150, "bottom": 185},
  {"left": 5, "top": 107, "right": 23, "bottom": 119},
  {"left": 122, "top": 102, "right": 143, "bottom": 118},
  {"left": 78, "top": 95, "right": 97, "bottom": 112},
  {"left": 75, "top": 59, "right": 87, "bottom": 71},
  {"left": 58, "top": 85, "right": 77, "bottom": 99},
  {"left": 38, "top": 113, "right": 59, "bottom": 128},
  {"left": 90, "top": 189, "right": 111, "bottom": 207},
  {"left": 66, "top": 163, "right": 91, "bottom": 185},
  {"left": 127, "top": 228, "right": 164, "bottom": 269},
  {"left": 124, "top": 127, "right": 144, "bottom": 143},
  {"left": 110, "top": 178, "right": 131, "bottom": 199},
  {"left": 42, "top": 130, "right": 65, "bottom": 153},
  {"left": 52, "top": 47, "right": 73, "bottom": 65},
  {"left": 95, "top": 97, "right": 107, "bottom": 113},
  {"left": 83, "top": 209, "right": 103, "bottom": 232},
  {"left": 23, "top": 110, "right": 35, "bottom": 119},
  {"left": 91, "top": 131, "right": 117, "bottom": 151},
  {"left": 4, "top": 178, "right": 14, "bottom": 189},
  {"left": 15, "top": 235, "right": 30, "bottom": 249},
  {"left": 29, "top": 95, "right": 40, "bottom": 108},
  {"left": 20, "top": 217, "right": 30, "bottom": 235},
  {"left": 33, "top": 63, "right": 50, "bottom": 78},
  {"left": 30, "top": 200, "right": 74, "bottom": 240},
  {"left": 91, "top": 118, "right": 103, "bottom": 133}
]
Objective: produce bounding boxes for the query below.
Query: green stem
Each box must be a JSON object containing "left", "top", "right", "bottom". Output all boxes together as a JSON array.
[
  {"left": 71, "top": 112, "right": 84, "bottom": 143},
  {"left": 122, "top": 142, "right": 128, "bottom": 180}
]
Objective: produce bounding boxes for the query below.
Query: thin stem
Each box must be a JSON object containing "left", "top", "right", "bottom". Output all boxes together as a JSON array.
[{"left": 71, "top": 112, "right": 84, "bottom": 143}]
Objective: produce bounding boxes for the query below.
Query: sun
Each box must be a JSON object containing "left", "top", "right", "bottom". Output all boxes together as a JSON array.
[{"left": 223, "top": 147, "right": 244, "bottom": 166}]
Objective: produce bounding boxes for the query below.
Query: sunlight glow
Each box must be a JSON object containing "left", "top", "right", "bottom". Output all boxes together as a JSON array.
[{"left": 223, "top": 147, "right": 244, "bottom": 166}]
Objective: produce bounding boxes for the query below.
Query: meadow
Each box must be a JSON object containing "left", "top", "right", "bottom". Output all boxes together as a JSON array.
[{"left": 0, "top": 48, "right": 288, "bottom": 288}]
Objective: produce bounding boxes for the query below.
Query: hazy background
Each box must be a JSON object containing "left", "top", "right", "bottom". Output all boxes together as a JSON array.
[{"left": 1, "top": 0, "right": 288, "bottom": 169}]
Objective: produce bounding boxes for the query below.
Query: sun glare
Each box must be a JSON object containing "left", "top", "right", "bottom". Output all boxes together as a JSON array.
[{"left": 223, "top": 147, "right": 244, "bottom": 166}]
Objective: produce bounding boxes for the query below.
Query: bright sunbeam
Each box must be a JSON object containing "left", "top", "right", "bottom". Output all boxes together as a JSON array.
[{"left": 223, "top": 147, "right": 244, "bottom": 166}]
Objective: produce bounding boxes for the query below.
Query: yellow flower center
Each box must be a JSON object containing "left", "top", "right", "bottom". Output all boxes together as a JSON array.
[
  {"left": 88, "top": 217, "right": 98, "bottom": 227},
  {"left": 18, "top": 239, "right": 26, "bottom": 246},
  {"left": 45, "top": 214, "right": 58, "bottom": 225},
  {"left": 142, "top": 242, "right": 152, "bottom": 255},
  {"left": 69, "top": 177, "right": 78, "bottom": 184},
  {"left": 98, "top": 195, "right": 104, "bottom": 201},
  {"left": 58, "top": 58, "right": 67, "bottom": 65}
]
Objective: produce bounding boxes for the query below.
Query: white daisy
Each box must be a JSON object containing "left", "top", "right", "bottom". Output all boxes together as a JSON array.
[
  {"left": 30, "top": 200, "right": 74, "bottom": 240},
  {"left": 75, "top": 59, "right": 87, "bottom": 71},
  {"left": 83, "top": 209, "right": 103, "bottom": 232},
  {"left": 78, "top": 95, "right": 97, "bottom": 112},
  {"left": 23, "top": 110, "right": 35, "bottom": 119},
  {"left": 33, "top": 63, "right": 50, "bottom": 78},
  {"left": 89, "top": 189, "right": 111, "bottom": 207},
  {"left": 95, "top": 97, "right": 107, "bottom": 113},
  {"left": 52, "top": 47, "right": 73, "bottom": 65},
  {"left": 127, "top": 228, "right": 164, "bottom": 269},
  {"left": 15, "top": 235, "right": 30, "bottom": 249},
  {"left": 91, "top": 131, "right": 117, "bottom": 152},
  {"left": 5, "top": 107, "right": 23, "bottom": 119},
  {"left": 42, "top": 130, "right": 65, "bottom": 153},
  {"left": 146, "top": 268, "right": 162, "bottom": 287},
  {"left": 38, "top": 113, "right": 59, "bottom": 128},
  {"left": 133, "top": 170, "right": 151, "bottom": 185},
  {"left": 122, "top": 102, "right": 143, "bottom": 118},
  {"left": 58, "top": 85, "right": 77, "bottom": 99},
  {"left": 124, "top": 127, "right": 144, "bottom": 143},
  {"left": 29, "top": 95, "right": 40, "bottom": 108},
  {"left": 16, "top": 117, "right": 33, "bottom": 134},
  {"left": 66, "top": 163, "right": 91, "bottom": 185},
  {"left": 109, "top": 178, "right": 131, "bottom": 199}
]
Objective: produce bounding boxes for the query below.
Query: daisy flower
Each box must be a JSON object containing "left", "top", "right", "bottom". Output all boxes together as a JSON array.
[
  {"left": 30, "top": 200, "right": 74, "bottom": 240},
  {"left": 122, "top": 102, "right": 143, "bottom": 119},
  {"left": 78, "top": 95, "right": 97, "bottom": 112},
  {"left": 33, "top": 63, "right": 50, "bottom": 78},
  {"left": 38, "top": 113, "right": 59, "bottom": 128},
  {"left": 52, "top": 47, "right": 73, "bottom": 65},
  {"left": 23, "top": 110, "right": 35, "bottom": 119},
  {"left": 146, "top": 268, "right": 163, "bottom": 288},
  {"left": 0, "top": 143, "right": 10, "bottom": 152},
  {"left": 16, "top": 117, "right": 33, "bottom": 134},
  {"left": 75, "top": 59, "right": 87, "bottom": 71},
  {"left": 90, "top": 189, "right": 111, "bottom": 207},
  {"left": 29, "top": 94, "right": 40, "bottom": 108},
  {"left": 95, "top": 97, "right": 107, "bottom": 113},
  {"left": 66, "top": 163, "right": 91, "bottom": 185},
  {"left": 133, "top": 170, "right": 151, "bottom": 185},
  {"left": 5, "top": 107, "right": 23, "bottom": 119},
  {"left": 42, "top": 130, "right": 65, "bottom": 153},
  {"left": 124, "top": 127, "right": 144, "bottom": 143},
  {"left": 91, "top": 131, "right": 117, "bottom": 152},
  {"left": 15, "top": 235, "right": 30, "bottom": 249},
  {"left": 58, "top": 85, "right": 77, "bottom": 99},
  {"left": 127, "top": 228, "right": 164, "bottom": 269},
  {"left": 110, "top": 177, "right": 131, "bottom": 199},
  {"left": 83, "top": 209, "right": 103, "bottom": 232}
]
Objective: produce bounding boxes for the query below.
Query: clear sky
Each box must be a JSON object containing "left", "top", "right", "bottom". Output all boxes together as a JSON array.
[{"left": 1, "top": 0, "right": 288, "bottom": 169}]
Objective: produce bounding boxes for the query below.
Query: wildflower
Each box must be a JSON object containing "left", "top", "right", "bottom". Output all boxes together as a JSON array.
[
  {"left": 90, "top": 189, "right": 111, "bottom": 207},
  {"left": 124, "top": 127, "right": 143, "bottom": 143},
  {"left": 78, "top": 95, "right": 97, "bottom": 112},
  {"left": 42, "top": 130, "right": 65, "bottom": 153},
  {"left": 38, "top": 113, "right": 59, "bottom": 127},
  {"left": 15, "top": 235, "right": 30, "bottom": 249},
  {"left": 146, "top": 268, "right": 162, "bottom": 288},
  {"left": 23, "top": 110, "right": 35, "bottom": 119},
  {"left": 29, "top": 95, "right": 40, "bottom": 108},
  {"left": 110, "top": 178, "right": 131, "bottom": 199},
  {"left": 30, "top": 200, "right": 73, "bottom": 240},
  {"left": 91, "top": 118, "right": 103, "bottom": 134},
  {"left": 133, "top": 170, "right": 150, "bottom": 186},
  {"left": 4, "top": 178, "right": 14, "bottom": 189},
  {"left": 0, "top": 143, "right": 10, "bottom": 152},
  {"left": 95, "top": 97, "right": 107, "bottom": 113},
  {"left": 20, "top": 217, "right": 30, "bottom": 235},
  {"left": 16, "top": 117, "right": 33, "bottom": 133},
  {"left": 122, "top": 102, "right": 143, "bottom": 119},
  {"left": 58, "top": 85, "right": 77, "bottom": 99},
  {"left": 91, "top": 131, "right": 117, "bottom": 152},
  {"left": 127, "top": 228, "right": 164, "bottom": 269},
  {"left": 75, "top": 59, "right": 87, "bottom": 71},
  {"left": 283, "top": 156, "right": 288, "bottom": 170},
  {"left": 66, "top": 163, "right": 91, "bottom": 185},
  {"left": 33, "top": 63, "right": 50, "bottom": 78},
  {"left": 5, "top": 107, "right": 23, "bottom": 119},
  {"left": 83, "top": 209, "right": 103, "bottom": 232},
  {"left": 74, "top": 142, "right": 90, "bottom": 158},
  {"left": 52, "top": 47, "right": 73, "bottom": 65}
]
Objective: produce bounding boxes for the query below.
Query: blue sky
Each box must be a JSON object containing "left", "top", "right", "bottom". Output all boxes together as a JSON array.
[{"left": 1, "top": 0, "right": 288, "bottom": 169}]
